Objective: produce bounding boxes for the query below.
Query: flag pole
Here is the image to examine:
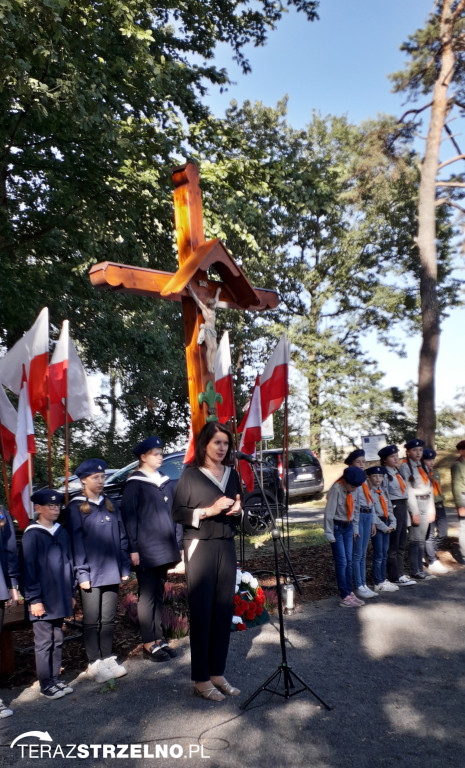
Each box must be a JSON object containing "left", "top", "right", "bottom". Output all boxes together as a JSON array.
[
  {"left": 0, "top": 429, "right": 10, "bottom": 506},
  {"left": 64, "top": 389, "right": 69, "bottom": 507},
  {"left": 283, "top": 390, "right": 290, "bottom": 551},
  {"left": 27, "top": 453, "right": 33, "bottom": 519},
  {"left": 46, "top": 371, "right": 52, "bottom": 488}
]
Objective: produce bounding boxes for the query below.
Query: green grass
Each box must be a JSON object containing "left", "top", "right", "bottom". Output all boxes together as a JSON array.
[{"left": 241, "top": 523, "right": 326, "bottom": 560}]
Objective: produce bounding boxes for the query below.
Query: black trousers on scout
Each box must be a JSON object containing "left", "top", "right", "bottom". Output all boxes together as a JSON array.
[
  {"left": 184, "top": 538, "right": 236, "bottom": 682},
  {"left": 387, "top": 499, "right": 408, "bottom": 582},
  {"left": 80, "top": 585, "right": 119, "bottom": 662},
  {"left": 425, "top": 503, "right": 447, "bottom": 562},
  {"left": 32, "top": 618, "right": 64, "bottom": 690},
  {"left": 136, "top": 564, "right": 168, "bottom": 644}
]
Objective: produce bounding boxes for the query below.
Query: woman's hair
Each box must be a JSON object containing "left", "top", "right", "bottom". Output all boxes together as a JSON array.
[
  {"left": 79, "top": 483, "right": 114, "bottom": 515},
  {"left": 191, "top": 422, "right": 234, "bottom": 468}
]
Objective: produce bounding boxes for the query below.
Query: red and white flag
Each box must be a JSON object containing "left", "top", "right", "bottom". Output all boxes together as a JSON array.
[
  {"left": 183, "top": 422, "right": 195, "bottom": 464},
  {"left": 238, "top": 376, "right": 262, "bottom": 492},
  {"left": 214, "top": 331, "right": 235, "bottom": 424},
  {"left": 10, "top": 368, "right": 36, "bottom": 529},
  {"left": 0, "top": 386, "right": 17, "bottom": 463},
  {"left": 48, "top": 320, "right": 94, "bottom": 435},
  {"left": 0, "top": 307, "right": 49, "bottom": 418},
  {"left": 260, "top": 333, "right": 289, "bottom": 421}
]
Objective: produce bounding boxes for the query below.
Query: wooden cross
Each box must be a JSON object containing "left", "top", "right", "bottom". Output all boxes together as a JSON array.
[{"left": 89, "top": 162, "right": 279, "bottom": 441}]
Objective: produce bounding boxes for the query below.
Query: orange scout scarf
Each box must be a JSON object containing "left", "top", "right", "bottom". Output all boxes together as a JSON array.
[
  {"left": 375, "top": 489, "right": 388, "bottom": 518},
  {"left": 428, "top": 472, "right": 442, "bottom": 497},
  {"left": 362, "top": 482, "right": 373, "bottom": 505},
  {"left": 337, "top": 479, "right": 353, "bottom": 521},
  {"left": 395, "top": 473, "right": 406, "bottom": 493},
  {"left": 402, "top": 458, "right": 428, "bottom": 485}
]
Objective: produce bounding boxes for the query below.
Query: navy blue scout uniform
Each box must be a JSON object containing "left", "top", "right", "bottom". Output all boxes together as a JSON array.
[
  {"left": 120, "top": 436, "right": 180, "bottom": 662},
  {"left": 0, "top": 505, "right": 20, "bottom": 603},
  {"left": 20, "top": 490, "right": 74, "bottom": 698},
  {"left": 379, "top": 444, "right": 413, "bottom": 585}
]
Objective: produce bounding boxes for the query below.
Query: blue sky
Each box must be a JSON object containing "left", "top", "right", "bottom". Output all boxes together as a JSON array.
[{"left": 201, "top": 0, "right": 464, "bottom": 410}]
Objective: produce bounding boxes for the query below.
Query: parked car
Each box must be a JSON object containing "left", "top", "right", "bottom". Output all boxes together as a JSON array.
[
  {"left": 103, "top": 452, "right": 283, "bottom": 535},
  {"left": 262, "top": 448, "right": 324, "bottom": 499},
  {"left": 58, "top": 469, "right": 117, "bottom": 495}
]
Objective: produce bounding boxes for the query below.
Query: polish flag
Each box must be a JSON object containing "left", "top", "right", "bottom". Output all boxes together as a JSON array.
[
  {"left": 48, "top": 320, "right": 95, "bottom": 435},
  {"left": 0, "top": 386, "right": 17, "bottom": 463},
  {"left": 214, "top": 332, "right": 235, "bottom": 424},
  {"left": 10, "top": 368, "right": 36, "bottom": 529},
  {"left": 0, "top": 307, "right": 49, "bottom": 418},
  {"left": 260, "top": 333, "right": 289, "bottom": 421},
  {"left": 238, "top": 376, "right": 262, "bottom": 492}
]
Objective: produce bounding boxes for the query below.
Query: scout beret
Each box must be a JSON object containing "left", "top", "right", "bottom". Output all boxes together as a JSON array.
[
  {"left": 31, "top": 488, "right": 63, "bottom": 505},
  {"left": 344, "top": 449, "right": 365, "bottom": 466},
  {"left": 422, "top": 448, "right": 436, "bottom": 460},
  {"left": 378, "top": 445, "right": 398, "bottom": 459},
  {"left": 404, "top": 438, "right": 425, "bottom": 450},
  {"left": 456, "top": 440, "right": 465, "bottom": 451},
  {"left": 75, "top": 459, "right": 107, "bottom": 478},
  {"left": 366, "top": 465, "right": 386, "bottom": 476},
  {"left": 342, "top": 466, "right": 366, "bottom": 487},
  {"left": 133, "top": 436, "right": 163, "bottom": 457}
]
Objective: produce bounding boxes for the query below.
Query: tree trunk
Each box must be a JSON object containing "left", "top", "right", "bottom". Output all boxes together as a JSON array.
[{"left": 416, "top": 0, "right": 457, "bottom": 446}]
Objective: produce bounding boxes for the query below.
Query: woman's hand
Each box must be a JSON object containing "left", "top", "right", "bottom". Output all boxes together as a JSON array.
[
  {"left": 30, "top": 602, "right": 46, "bottom": 618},
  {"left": 411, "top": 512, "right": 420, "bottom": 526},
  {"left": 226, "top": 494, "right": 242, "bottom": 516},
  {"left": 206, "top": 496, "right": 235, "bottom": 517},
  {"left": 130, "top": 552, "right": 140, "bottom": 567},
  {"left": 79, "top": 580, "right": 91, "bottom": 591},
  {"left": 370, "top": 524, "right": 376, "bottom": 537}
]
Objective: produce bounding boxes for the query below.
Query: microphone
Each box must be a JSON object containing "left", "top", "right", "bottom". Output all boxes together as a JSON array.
[{"left": 235, "top": 451, "right": 264, "bottom": 464}]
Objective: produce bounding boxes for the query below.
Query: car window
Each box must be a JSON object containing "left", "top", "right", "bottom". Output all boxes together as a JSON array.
[
  {"left": 288, "top": 450, "right": 319, "bottom": 468},
  {"left": 105, "top": 461, "right": 138, "bottom": 486},
  {"left": 264, "top": 454, "right": 278, "bottom": 468},
  {"left": 162, "top": 455, "right": 185, "bottom": 480}
]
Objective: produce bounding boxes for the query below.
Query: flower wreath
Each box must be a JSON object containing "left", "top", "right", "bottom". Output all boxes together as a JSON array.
[{"left": 231, "top": 568, "right": 269, "bottom": 631}]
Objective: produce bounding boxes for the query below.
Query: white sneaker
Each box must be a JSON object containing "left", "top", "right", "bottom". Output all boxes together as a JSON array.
[
  {"left": 374, "top": 580, "right": 398, "bottom": 593},
  {"left": 85, "top": 659, "right": 102, "bottom": 680},
  {"left": 102, "top": 656, "right": 127, "bottom": 679},
  {"left": 0, "top": 699, "right": 13, "bottom": 718},
  {"left": 395, "top": 575, "right": 416, "bottom": 586},
  {"left": 428, "top": 560, "right": 450, "bottom": 575},
  {"left": 356, "top": 585, "right": 378, "bottom": 599}
]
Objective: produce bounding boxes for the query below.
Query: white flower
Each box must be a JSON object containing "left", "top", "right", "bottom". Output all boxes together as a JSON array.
[
  {"left": 232, "top": 615, "right": 242, "bottom": 624},
  {"left": 241, "top": 572, "right": 252, "bottom": 585},
  {"left": 249, "top": 577, "right": 259, "bottom": 590},
  {"left": 235, "top": 585, "right": 239, "bottom": 593}
]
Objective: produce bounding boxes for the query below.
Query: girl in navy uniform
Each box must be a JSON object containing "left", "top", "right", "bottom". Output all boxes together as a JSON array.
[
  {"left": 379, "top": 445, "right": 416, "bottom": 586},
  {"left": 398, "top": 439, "right": 435, "bottom": 580},
  {"left": 66, "top": 458, "right": 131, "bottom": 683},
  {"left": 120, "top": 436, "right": 180, "bottom": 663},
  {"left": 172, "top": 422, "right": 242, "bottom": 701},
  {"left": 0, "top": 504, "right": 20, "bottom": 716},
  {"left": 423, "top": 448, "right": 450, "bottom": 575},
  {"left": 323, "top": 466, "right": 365, "bottom": 608},
  {"left": 21, "top": 489, "right": 74, "bottom": 700},
  {"left": 344, "top": 450, "right": 377, "bottom": 600},
  {"left": 366, "top": 467, "right": 398, "bottom": 593}
]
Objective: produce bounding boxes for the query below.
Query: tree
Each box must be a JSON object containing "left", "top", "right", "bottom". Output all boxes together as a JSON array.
[
  {"left": 390, "top": 0, "right": 465, "bottom": 445},
  {"left": 192, "top": 103, "right": 447, "bottom": 450},
  {"left": 0, "top": 0, "right": 319, "bottom": 449}
]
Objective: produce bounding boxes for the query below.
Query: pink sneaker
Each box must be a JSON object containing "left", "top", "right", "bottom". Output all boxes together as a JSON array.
[
  {"left": 340, "top": 594, "right": 360, "bottom": 608},
  {"left": 349, "top": 592, "right": 365, "bottom": 606}
]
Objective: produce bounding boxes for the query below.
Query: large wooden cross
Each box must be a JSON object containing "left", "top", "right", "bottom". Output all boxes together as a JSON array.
[{"left": 89, "top": 162, "right": 279, "bottom": 441}]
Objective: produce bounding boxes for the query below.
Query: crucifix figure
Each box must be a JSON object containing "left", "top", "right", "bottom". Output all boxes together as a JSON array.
[{"left": 89, "top": 162, "right": 279, "bottom": 444}]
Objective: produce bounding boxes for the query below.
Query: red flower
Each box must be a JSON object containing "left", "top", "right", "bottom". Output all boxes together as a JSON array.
[
  {"left": 237, "top": 623, "right": 246, "bottom": 631},
  {"left": 255, "top": 604, "right": 264, "bottom": 616},
  {"left": 245, "top": 604, "right": 257, "bottom": 621},
  {"left": 234, "top": 595, "right": 241, "bottom": 606}
]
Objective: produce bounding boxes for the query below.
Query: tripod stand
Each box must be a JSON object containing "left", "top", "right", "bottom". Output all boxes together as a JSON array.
[{"left": 239, "top": 459, "right": 332, "bottom": 711}]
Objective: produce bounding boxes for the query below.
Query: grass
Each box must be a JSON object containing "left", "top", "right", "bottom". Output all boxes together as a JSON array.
[{"left": 241, "top": 523, "right": 326, "bottom": 560}]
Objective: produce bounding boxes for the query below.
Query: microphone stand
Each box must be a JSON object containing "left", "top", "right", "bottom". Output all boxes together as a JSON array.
[{"left": 238, "top": 457, "right": 332, "bottom": 711}]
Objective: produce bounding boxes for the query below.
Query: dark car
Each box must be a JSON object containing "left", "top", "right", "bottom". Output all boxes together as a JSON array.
[
  {"left": 103, "top": 452, "right": 283, "bottom": 535},
  {"left": 262, "top": 448, "right": 324, "bottom": 500}
]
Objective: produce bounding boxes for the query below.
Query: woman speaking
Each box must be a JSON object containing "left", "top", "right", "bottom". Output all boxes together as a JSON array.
[{"left": 172, "top": 422, "right": 242, "bottom": 701}]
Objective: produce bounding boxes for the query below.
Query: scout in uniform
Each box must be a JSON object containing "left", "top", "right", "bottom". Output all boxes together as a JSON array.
[
  {"left": 20, "top": 489, "right": 74, "bottom": 700},
  {"left": 366, "top": 466, "right": 398, "bottom": 593},
  {"left": 66, "top": 458, "right": 131, "bottom": 683},
  {"left": 0, "top": 504, "right": 20, "bottom": 716},
  {"left": 399, "top": 439, "right": 435, "bottom": 580},
  {"left": 451, "top": 439, "right": 465, "bottom": 564},
  {"left": 120, "top": 436, "right": 181, "bottom": 663},
  {"left": 423, "top": 448, "right": 450, "bottom": 574},
  {"left": 323, "top": 466, "right": 366, "bottom": 608},
  {"left": 379, "top": 444, "right": 415, "bottom": 586},
  {"left": 344, "top": 449, "right": 377, "bottom": 600}
]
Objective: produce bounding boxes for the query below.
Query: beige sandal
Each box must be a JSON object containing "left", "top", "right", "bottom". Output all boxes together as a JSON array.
[
  {"left": 213, "top": 680, "right": 240, "bottom": 696},
  {"left": 193, "top": 685, "right": 225, "bottom": 702}
]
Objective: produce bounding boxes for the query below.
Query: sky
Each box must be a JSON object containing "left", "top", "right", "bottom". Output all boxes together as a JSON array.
[{"left": 198, "top": 0, "right": 465, "bottom": 410}]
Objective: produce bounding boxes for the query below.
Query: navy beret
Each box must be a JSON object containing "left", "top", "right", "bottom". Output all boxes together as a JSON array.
[
  {"left": 378, "top": 445, "right": 398, "bottom": 459},
  {"left": 31, "top": 488, "right": 63, "bottom": 505},
  {"left": 422, "top": 448, "right": 436, "bottom": 460},
  {"left": 366, "top": 465, "right": 386, "bottom": 476},
  {"left": 342, "top": 466, "right": 366, "bottom": 487},
  {"left": 404, "top": 439, "right": 425, "bottom": 450},
  {"left": 456, "top": 440, "right": 465, "bottom": 451},
  {"left": 133, "top": 436, "right": 163, "bottom": 457},
  {"left": 344, "top": 449, "right": 365, "bottom": 466},
  {"left": 75, "top": 459, "right": 107, "bottom": 479}
]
